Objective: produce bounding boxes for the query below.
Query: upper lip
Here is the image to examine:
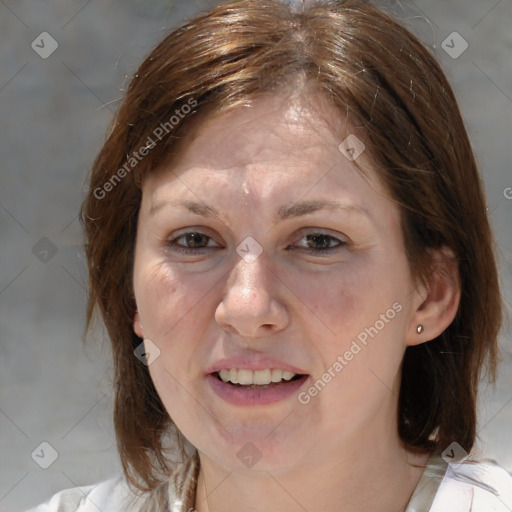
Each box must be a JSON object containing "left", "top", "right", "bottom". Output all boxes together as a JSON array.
[{"left": 206, "top": 357, "right": 308, "bottom": 375}]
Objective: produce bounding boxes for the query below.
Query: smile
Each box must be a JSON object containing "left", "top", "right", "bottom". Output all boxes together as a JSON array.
[
  {"left": 207, "top": 370, "right": 309, "bottom": 405},
  {"left": 216, "top": 368, "right": 300, "bottom": 386}
]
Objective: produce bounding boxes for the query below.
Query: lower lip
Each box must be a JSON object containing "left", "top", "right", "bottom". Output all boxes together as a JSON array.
[{"left": 206, "top": 373, "right": 309, "bottom": 406}]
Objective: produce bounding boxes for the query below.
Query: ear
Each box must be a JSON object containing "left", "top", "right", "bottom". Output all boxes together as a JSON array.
[
  {"left": 134, "top": 310, "right": 144, "bottom": 338},
  {"left": 406, "top": 246, "right": 461, "bottom": 346}
]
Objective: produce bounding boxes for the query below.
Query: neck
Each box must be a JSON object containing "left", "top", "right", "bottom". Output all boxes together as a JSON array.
[{"left": 194, "top": 432, "right": 430, "bottom": 512}]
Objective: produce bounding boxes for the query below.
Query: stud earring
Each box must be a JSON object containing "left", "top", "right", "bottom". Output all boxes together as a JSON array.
[{"left": 416, "top": 324, "right": 424, "bottom": 334}]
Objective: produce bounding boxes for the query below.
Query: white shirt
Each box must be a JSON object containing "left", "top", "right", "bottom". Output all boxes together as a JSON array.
[{"left": 26, "top": 453, "right": 512, "bottom": 512}]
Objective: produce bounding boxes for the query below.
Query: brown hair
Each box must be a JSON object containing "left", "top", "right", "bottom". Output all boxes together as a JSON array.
[{"left": 80, "top": 0, "right": 503, "bottom": 492}]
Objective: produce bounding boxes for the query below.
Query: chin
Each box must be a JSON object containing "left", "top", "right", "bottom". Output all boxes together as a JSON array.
[{"left": 196, "top": 425, "right": 308, "bottom": 473}]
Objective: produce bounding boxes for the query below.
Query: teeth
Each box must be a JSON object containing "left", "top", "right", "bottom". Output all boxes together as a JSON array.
[
  {"left": 238, "top": 369, "right": 253, "bottom": 385},
  {"left": 217, "top": 368, "right": 298, "bottom": 386},
  {"left": 254, "top": 369, "right": 272, "bottom": 385},
  {"left": 271, "top": 369, "right": 283, "bottom": 383}
]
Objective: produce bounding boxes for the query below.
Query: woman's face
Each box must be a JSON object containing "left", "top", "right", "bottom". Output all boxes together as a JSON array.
[{"left": 132, "top": 92, "right": 426, "bottom": 472}]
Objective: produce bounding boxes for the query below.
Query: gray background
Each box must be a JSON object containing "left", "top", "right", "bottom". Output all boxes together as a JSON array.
[{"left": 0, "top": 1, "right": 511, "bottom": 511}]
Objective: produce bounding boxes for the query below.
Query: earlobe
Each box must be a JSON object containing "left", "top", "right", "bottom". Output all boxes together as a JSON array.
[
  {"left": 134, "top": 310, "right": 144, "bottom": 338},
  {"left": 406, "top": 246, "right": 461, "bottom": 346}
]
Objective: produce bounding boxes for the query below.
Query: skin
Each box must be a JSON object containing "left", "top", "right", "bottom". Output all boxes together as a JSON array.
[{"left": 132, "top": 91, "right": 460, "bottom": 512}]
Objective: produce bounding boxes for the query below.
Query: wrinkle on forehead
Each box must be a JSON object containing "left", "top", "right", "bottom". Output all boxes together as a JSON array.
[
  {"left": 166, "top": 90, "right": 351, "bottom": 176},
  {"left": 144, "top": 88, "right": 385, "bottom": 226}
]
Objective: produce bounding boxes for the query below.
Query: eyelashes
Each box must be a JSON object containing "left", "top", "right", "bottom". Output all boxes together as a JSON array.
[
  {"left": 166, "top": 232, "right": 218, "bottom": 255},
  {"left": 165, "top": 230, "right": 347, "bottom": 256},
  {"left": 294, "top": 231, "right": 347, "bottom": 253}
]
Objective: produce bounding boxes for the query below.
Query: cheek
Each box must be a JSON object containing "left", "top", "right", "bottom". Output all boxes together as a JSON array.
[
  {"left": 135, "top": 264, "right": 211, "bottom": 413},
  {"left": 135, "top": 260, "right": 210, "bottom": 337},
  {"left": 285, "top": 259, "right": 382, "bottom": 341},
  {"left": 287, "top": 255, "right": 408, "bottom": 381}
]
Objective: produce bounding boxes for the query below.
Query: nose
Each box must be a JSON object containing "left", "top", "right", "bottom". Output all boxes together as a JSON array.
[{"left": 215, "top": 251, "right": 289, "bottom": 338}]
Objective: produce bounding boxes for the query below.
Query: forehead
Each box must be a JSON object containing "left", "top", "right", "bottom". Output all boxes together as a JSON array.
[
  {"left": 142, "top": 91, "right": 397, "bottom": 230},
  {"left": 147, "top": 91, "right": 381, "bottom": 189},
  {"left": 183, "top": 93, "right": 343, "bottom": 169}
]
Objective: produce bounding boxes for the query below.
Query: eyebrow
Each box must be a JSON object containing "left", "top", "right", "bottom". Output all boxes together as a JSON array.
[{"left": 150, "top": 198, "right": 371, "bottom": 224}]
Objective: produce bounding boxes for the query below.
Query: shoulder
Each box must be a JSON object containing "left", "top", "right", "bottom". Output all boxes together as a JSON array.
[
  {"left": 25, "top": 451, "right": 200, "bottom": 512},
  {"left": 431, "top": 458, "right": 512, "bottom": 512},
  {"left": 25, "top": 475, "right": 144, "bottom": 512}
]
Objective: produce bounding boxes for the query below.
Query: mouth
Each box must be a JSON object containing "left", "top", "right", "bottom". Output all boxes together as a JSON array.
[
  {"left": 206, "top": 367, "right": 309, "bottom": 405},
  {"left": 205, "top": 358, "right": 310, "bottom": 405},
  {"left": 213, "top": 368, "right": 306, "bottom": 388}
]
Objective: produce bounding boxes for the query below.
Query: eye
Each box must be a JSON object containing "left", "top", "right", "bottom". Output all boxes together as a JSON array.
[
  {"left": 165, "top": 231, "right": 220, "bottom": 255},
  {"left": 164, "top": 229, "right": 347, "bottom": 256},
  {"left": 290, "top": 230, "right": 347, "bottom": 254}
]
